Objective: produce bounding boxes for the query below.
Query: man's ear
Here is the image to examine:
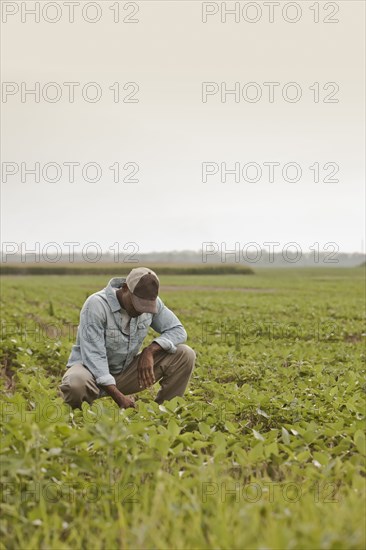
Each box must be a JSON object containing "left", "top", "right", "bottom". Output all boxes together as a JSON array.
[{"left": 122, "top": 282, "right": 128, "bottom": 289}]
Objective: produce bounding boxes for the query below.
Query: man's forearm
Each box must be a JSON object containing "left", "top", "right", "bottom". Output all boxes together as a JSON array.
[
  {"left": 103, "top": 344, "right": 162, "bottom": 404},
  {"left": 143, "top": 341, "right": 163, "bottom": 356},
  {"left": 103, "top": 384, "right": 126, "bottom": 407}
]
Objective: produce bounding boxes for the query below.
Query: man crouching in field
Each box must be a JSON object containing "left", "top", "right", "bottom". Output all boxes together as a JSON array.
[{"left": 59, "top": 267, "right": 196, "bottom": 409}]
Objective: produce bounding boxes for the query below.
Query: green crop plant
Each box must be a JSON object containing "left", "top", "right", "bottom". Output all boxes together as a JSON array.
[{"left": 1, "top": 267, "right": 365, "bottom": 549}]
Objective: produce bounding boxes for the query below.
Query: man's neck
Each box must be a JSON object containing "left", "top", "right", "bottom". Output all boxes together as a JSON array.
[{"left": 115, "top": 288, "right": 125, "bottom": 310}]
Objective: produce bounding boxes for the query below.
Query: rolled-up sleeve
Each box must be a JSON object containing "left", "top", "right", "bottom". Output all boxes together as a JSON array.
[
  {"left": 151, "top": 297, "right": 187, "bottom": 353},
  {"left": 79, "top": 298, "right": 116, "bottom": 386}
]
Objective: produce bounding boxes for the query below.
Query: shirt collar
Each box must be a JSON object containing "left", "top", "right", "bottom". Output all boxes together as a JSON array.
[{"left": 105, "top": 277, "right": 126, "bottom": 313}]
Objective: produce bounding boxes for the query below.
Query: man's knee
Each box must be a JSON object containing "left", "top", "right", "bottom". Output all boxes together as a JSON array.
[
  {"left": 59, "top": 379, "right": 83, "bottom": 409},
  {"left": 176, "top": 344, "right": 196, "bottom": 370},
  {"left": 59, "top": 365, "right": 98, "bottom": 409}
]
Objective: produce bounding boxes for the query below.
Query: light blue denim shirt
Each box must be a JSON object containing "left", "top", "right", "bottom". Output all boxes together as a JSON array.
[{"left": 67, "top": 277, "right": 187, "bottom": 386}]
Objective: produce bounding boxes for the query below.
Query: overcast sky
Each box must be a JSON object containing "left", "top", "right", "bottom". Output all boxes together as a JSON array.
[{"left": 1, "top": 0, "right": 365, "bottom": 256}]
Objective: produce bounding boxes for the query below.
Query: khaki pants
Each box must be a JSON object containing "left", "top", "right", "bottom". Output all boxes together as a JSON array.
[{"left": 59, "top": 344, "right": 196, "bottom": 409}]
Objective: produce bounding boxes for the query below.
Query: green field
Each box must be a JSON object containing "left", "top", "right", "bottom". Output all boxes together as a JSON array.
[{"left": 1, "top": 268, "right": 365, "bottom": 549}]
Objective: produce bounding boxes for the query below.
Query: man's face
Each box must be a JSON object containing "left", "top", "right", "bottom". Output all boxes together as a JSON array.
[{"left": 121, "top": 285, "right": 142, "bottom": 318}]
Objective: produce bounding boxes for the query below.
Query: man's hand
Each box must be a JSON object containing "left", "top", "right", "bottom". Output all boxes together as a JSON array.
[
  {"left": 103, "top": 384, "right": 136, "bottom": 409},
  {"left": 119, "top": 395, "right": 136, "bottom": 409},
  {"left": 137, "top": 343, "right": 162, "bottom": 389}
]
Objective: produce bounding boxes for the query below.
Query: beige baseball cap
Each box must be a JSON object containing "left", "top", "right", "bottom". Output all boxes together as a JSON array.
[{"left": 126, "top": 267, "right": 159, "bottom": 314}]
